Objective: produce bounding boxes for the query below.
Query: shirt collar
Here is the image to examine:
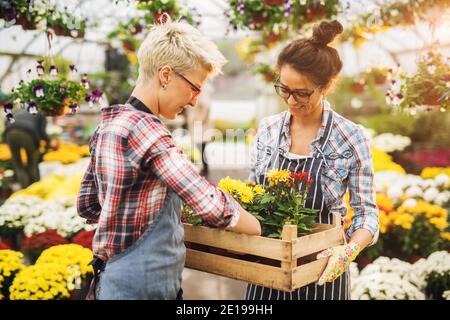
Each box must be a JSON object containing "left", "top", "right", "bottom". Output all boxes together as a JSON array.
[{"left": 126, "top": 96, "right": 154, "bottom": 115}]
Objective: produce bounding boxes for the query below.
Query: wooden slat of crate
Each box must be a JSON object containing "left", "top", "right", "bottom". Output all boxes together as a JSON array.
[
  {"left": 292, "top": 259, "right": 328, "bottom": 289},
  {"left": 185, "top": 248, "right": 292, "bottom": 292},
  {"left": 292, "top": 226, "right": 344, "bottom": 259},
  {"left": 184, "top": 224, "right": 292, "bottom": 262}
]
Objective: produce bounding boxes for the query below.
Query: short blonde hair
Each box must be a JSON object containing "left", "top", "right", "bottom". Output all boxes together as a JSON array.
[{"left": 137, "top": 18, "right": 227, "bottom": 82}]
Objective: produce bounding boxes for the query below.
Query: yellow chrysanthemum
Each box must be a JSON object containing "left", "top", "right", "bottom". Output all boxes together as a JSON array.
[
  {"left": 429, "top": 217, "right": 448, "bottom": 231},
  {"left": 441, "top": 232, "right": 450, "bottom": 241},
  {"left": 266, "top": 169, "right": 291, "bottom": 187},
  {"left": 252, "top": 185, "right": 266, "bottom": 196},
  {"left": 393, "top": 213, "right": 414, "bottom": 230},
  {"left": 372, "top": 147, "right": 406, "bottom": 174},
  {"left": 218, "top": 176, "right": 255, "bottom": 204},
  {"left": 420, "top": 167, "right": 450, "bottom": 179},
  {"left": 10, "top": 174, "right": 82, "bottom": 200},
  {"left": 0, "top": 250, "right": 26, "bottom": 300}
]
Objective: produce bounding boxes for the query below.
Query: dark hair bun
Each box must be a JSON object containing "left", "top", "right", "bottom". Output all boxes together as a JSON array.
[{"left": 311, "top": 20, "right": 343, "bottom": 46}]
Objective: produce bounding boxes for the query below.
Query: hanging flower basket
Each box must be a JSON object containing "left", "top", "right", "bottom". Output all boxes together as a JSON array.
[
  {"left": 306, "top": 4, "right": 326, "bottom": 22},
  {"left": 351, "top": 82, "right": 365, "bottom": 94},
  {"left": 5, "top": 61, "right": 103, "bottom": 120},
  {"left": 387, "top": 49, "right": 449, "bottom": 112},
  {"left": 423, "top": 93, "right": 441, "bottom": 106},
  {"left": 16, "top": 14, "right": 38, "bottom": 30}
]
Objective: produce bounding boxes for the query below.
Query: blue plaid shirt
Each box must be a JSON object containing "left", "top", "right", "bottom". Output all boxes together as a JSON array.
[{"left": 249, "top": 101, "right": 379, "bottom": 244}]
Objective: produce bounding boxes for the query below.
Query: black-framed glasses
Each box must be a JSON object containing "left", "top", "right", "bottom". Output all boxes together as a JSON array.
[
  {"left": 174, "top": 70, "right": 202, "bottom": 99},
  {"left": 274, "top": 82, "right": 320, "bottom": 104}
]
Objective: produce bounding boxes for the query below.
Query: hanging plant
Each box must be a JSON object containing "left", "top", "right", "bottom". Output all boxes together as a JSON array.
[
  {"left": 5, "top": 61, "right": 103, "bottom": 120},
  {"left": 386, "top": 49, "right": 450, "bottom": 113},
  {"left": 0, "top": 0, "right": 41, "bottom": 30},
  {"left": 253, "top": 63, "right": 278, "bottom": 83},
  {"left": 47, "top": 10, "right": 86, "bottom": 39},
  {"left": 107, "top": 0, "right": 197, "bottom": 55},
  {"left": 363, "top": 67, "right": 390, "bottom": 86}
]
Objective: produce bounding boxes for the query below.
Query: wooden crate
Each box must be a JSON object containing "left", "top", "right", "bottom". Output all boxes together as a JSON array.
[{"left": 183, "top": 213, "right": 344, "bottom": 292}]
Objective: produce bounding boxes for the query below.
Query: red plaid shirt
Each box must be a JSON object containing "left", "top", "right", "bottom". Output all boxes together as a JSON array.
[{"left": 77, "top": 103, "right": 239, "bottom": 260}]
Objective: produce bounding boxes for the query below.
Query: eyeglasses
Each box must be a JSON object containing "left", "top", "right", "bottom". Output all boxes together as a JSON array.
[
  {"left": 274, "top": 82, "right": 320, "bottom": 104},
  {"left": 174, "top": 70, "right": 202, "bottom": 99}
]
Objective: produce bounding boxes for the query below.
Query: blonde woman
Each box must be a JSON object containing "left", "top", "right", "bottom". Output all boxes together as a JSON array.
[{"left": 77, "top": 19, "right": 261, "bottom": 300}]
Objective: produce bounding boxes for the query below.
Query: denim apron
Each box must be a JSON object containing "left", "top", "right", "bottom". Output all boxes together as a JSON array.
[
  {"left": 246, "top": 110, "right": 350, "bottom": 300},
  {"left": 94, "top": 189, "right": 185, "bottom": 300}
]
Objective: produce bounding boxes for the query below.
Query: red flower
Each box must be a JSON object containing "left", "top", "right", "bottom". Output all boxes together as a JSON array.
[
  {"left": 20, "top": 230, "right": 69, "bottom": 263},
  {"left": 307, "top": 179, "right": 314, "bottom": 186},
  {"left": 291, "top": 172, "right": 309, "bottom": 181},
  {"left": 0, "top": 241, "right": 11, "bottom": 250},
  {"left": 71, "top": 230, "right": 94, "bottom": 250}
]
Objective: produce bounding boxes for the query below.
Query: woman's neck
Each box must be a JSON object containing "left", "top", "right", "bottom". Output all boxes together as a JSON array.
[{"left": 130, "top": 80, "right": 160, "bottom": 115}]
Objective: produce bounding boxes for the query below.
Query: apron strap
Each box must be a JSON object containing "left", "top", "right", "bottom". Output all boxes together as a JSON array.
[{"left": 267, "top": 112, "right": 289, "bottom": 171}]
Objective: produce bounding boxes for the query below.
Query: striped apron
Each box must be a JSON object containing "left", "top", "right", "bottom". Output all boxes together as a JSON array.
[{"left": 246, "top": 111, "right": 350, "bottom": 300}]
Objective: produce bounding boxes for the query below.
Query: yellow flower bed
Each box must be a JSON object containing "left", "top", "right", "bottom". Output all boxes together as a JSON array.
[
  {"left": 389, "top": 201, "right": 448, "bottom": 232},
  {"left": 9, "top": 263, "right": 71, "bottom": 300},
  {"left": 372, "top": 147, "right": 406, "bottom": 174},
  {"left": 421, "top": 167, "right": 450, "bottom": 179},
  {"left": 10, "top": 174, "right": 83, "bottom": 200},
  {"left": 9, "top": 244, "right": 94, "bottom": 300},
  {"left": 0, "top": 250, "right": 25, "bottom": 300},
  {"left": 43, "top": 142, "right": 90, "bottom": 164},
  {"left": 36, "top": 244, "right": 93, "bottom": 278}
]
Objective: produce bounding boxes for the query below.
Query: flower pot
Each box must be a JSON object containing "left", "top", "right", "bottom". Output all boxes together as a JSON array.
[
  {"left": 264, "top": 0, "right": 284, "bottom": 6},
  {"left": 44, "top": 107, "right": 65, "bottom": 117},
  {"left": 306, "top": 5, "right": 326, "bottom": 22},
  {"left": 266, "top": 32, "right": 280, "bottom": 44},
  {"left": 351, "top": 82, "right": 365, "bottom": 94},
  {"left": 17, "top": 15, "right": 37, "bottom": 30},
  {"left": 153, "top": 9, "right": 174, "bottom": 24},
  {"left": 121, "top": 39, "right": 136, "bottom": 52},
  {"left": 263, "top": 73, "right": 275, "bottom": 83},
  {"left": 250, "top": 13, "right": 269, "bottom": 30},
  {"left": 374, "top": 75, "right": 387, "bottom": 85},
  {"left": 408, "top": 255, "right": 424, "bottom": 264},
  {"left": 424, "top": 94, "right": 441, "bottom": 106},
  {"left": 53, "top": 23, "right": 70, "bottom": 36}
]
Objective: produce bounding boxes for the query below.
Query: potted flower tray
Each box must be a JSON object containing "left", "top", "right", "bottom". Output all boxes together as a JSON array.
[{"left": 183, "top": 213, "right": 344, "bottom": 292}]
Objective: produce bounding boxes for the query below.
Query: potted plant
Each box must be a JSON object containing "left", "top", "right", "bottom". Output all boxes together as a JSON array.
[
  {"left": 254, "top": 63, "right": 277, "bottom": 83},
  {"left": 390, "top": 50, "right": 450, "bottom": 111},
  {"left": 6, "top": 61, "right": 102, "bottom": 119}
]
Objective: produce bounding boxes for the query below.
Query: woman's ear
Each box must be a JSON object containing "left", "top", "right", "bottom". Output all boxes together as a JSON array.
[{"left": 158, "top": 65, "right": 172, "bottom": 86}]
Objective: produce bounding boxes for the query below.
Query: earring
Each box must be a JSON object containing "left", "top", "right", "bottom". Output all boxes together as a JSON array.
[{"left": 162, "top": 84, "right": 167, "bottom": 90}]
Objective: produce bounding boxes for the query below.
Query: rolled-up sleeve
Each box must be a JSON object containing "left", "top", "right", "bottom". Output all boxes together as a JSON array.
[
  {"left": 346, "top": 127, "right": 379, "bottom": 246},
  {"left": 77, "top": 159, "right": 101, "bottom": 224},
  {"left": 128, "top": 117, "right": 240, "bottom": 228}
]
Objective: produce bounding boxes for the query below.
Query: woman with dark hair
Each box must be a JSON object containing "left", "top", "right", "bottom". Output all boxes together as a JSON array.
[{"left": 246, "top": 20, "right": 379, "bottom": 300}]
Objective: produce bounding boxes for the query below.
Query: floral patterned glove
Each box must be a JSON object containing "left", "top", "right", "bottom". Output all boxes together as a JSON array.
[{"left": 316, "top": 241, "right": 361, "bottom": 285}]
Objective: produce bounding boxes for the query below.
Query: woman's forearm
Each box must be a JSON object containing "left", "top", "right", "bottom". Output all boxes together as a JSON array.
[{"left": 349, "top": 228, "right": 373, "bottom": 251}]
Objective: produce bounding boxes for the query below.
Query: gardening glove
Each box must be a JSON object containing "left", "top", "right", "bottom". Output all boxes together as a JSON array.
[{"left": 316, "top": 240, "right": 361, "bottom": 285}]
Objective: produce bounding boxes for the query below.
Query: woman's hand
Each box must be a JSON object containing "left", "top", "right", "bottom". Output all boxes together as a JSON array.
[
  {"left": 225, "top": 206, "right": 261, "bottom": 236},
  {"left": 316, "top": 241, "right": 360, "bottom": 285}
]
